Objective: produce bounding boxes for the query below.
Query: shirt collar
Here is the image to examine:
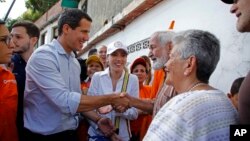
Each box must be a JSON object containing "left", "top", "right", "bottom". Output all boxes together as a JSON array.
[
  {"left": 100, "top": 67, "right": 126, "bottom": 81},
  {"left": 52, "top": 39, "right": 75, "bottom": 58}
]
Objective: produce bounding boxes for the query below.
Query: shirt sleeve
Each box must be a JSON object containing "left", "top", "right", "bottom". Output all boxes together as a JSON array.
[{"left": 26, "top": 49, "right": 81, "bottom": 115}]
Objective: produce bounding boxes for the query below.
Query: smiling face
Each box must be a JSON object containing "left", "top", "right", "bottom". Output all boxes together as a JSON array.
[
  {"left": 0, "top": 24, "right": 14, "bottom": 64},
  {"left": 108, "top": 49, "right": 127, "bottom": 73},
  {"left": 132, "top": 64, "right": 147, "bottom": 84},
  {"left": 165, "top": 45, "right": 187, "bottom": 88},
  {"left": 98, "top": 46, "right": 107, "bottom": 64},
  {"left": 148, "top": 36, "right": 170, "bottom": 70},
  {"left": 63, "top": 18, "right": 91, "bottom": 53},
  {"left": 87, "top": 61, "right": 103, "bottom": 78},
  {"left": 230, "top": 0, "right": 250, "bottom": 32}
]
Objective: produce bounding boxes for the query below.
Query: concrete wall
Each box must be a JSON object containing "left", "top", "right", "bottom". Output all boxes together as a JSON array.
[
  {"left": 89, "top": 0, "right": 250, "bottom": 93},
  {"left": 86, "top": 0, "right": 133, "bottom": 36}
]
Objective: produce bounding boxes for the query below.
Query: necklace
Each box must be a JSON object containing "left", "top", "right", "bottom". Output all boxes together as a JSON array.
[{"left": 187, "top": 82, "right": 206, "bottom": 92}]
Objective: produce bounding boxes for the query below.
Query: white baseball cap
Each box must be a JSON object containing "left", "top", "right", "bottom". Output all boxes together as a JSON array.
[{"left": 107, "top": 41, "right": 128, "bottom": 55}]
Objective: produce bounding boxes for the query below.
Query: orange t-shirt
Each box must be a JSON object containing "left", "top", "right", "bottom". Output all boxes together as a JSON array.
[
  {"left": 130, "top": 85, "right": 152, "bottom": 141},
  {"left": 78, "top": 80, "right": 91, "bottom": 141},
  {"left": 150, "top": 69, "right": 165, "bottom": 99},
  {"left": 0, "top": 66, "right": 18, "bottom": 141}
]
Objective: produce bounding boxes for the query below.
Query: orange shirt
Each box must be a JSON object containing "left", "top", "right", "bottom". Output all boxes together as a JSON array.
[
  {"left": 80, "top": 80, "right": 90, "bottom": 95},
  {"left": 130, "top": 85, "right": 152, "bottom": 141},
  {"left": 0, "top": 66, "right": 18, "bottom": 141},
  {"left": 78, "top": 79, "right": 91, "bottom": 141},
  {"left": 150, "top": 69, "right": 165, "bottom": 99}
]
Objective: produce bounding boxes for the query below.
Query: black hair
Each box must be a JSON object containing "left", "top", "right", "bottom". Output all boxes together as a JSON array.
[
  {"left": 230, "top": 77, "right": 245, "bottom": 95},
  {"left": 88, "top": 48, "right": 97, "bottom": 57},
  {"left": 58, "top": 9, "right": 92, "bottom": 36}
]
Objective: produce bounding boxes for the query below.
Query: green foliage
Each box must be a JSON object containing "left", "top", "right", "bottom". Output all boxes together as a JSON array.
[
  {"left": 21, "top": 9, "right": 42, "bottom": 22},
  {"left": 25, "top": 0, "right": 59, "bottom": 14},
  {"left": 21, "top": 0, "right": 59, "bottom": 22},
  {"left": 5, "top": 18, "right": 18, "bottom": 31},
  {"left": 0, "top": 0, "right": 6, "bottom": 2}
]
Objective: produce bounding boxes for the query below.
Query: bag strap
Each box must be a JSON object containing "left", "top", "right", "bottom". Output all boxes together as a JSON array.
[{"left": 115, "top": 68, "right": 130, "bottom": 136}]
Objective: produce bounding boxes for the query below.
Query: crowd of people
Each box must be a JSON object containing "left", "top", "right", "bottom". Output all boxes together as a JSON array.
[{"left": 0, "top": 0, "right": 250, "bottom": 141}]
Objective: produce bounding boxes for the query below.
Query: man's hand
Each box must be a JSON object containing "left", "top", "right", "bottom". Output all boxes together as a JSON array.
[
  {"left": 97, "top": 117, "right": 115, "bottom": 137},
  {"left": 111, "top": 92, "right": 130, "bottom": 112}
]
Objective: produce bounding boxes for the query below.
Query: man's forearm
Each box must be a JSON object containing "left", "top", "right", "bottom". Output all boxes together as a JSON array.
[
  {"left": 77, "top": 94, "right": 129, "bottom": 112},
  {"left": 129, "top": 97, "right": 154, "bottom": 114},
  {"left": 82, "top": 111, "right": 101, "bottom": 123},
  {"left": 77, "top": 95, "right": 113, "bottom": 112}
]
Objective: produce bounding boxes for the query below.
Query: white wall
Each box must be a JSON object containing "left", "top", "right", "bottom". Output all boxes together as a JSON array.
[
  {"left": 91, "top": 0, "right": 250, "bottom": 93},
  {"left": 39, "top": 21, "right": 58, "bottom": 46}
]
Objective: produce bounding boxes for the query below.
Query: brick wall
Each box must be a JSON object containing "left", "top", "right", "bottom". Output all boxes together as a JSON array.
[{"left": 35, "top": 0, "right": 63, "bottom": 29}]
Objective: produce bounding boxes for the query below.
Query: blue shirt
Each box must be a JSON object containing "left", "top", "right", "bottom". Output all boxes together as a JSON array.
[{"left": 24, "top": 39, "right": 82, "bottom": 135}]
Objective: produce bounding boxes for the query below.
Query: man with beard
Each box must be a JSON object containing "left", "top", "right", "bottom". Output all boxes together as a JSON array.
[
  {"left": 124, "top": 31, "right": 177, "bottom": 117},
  {"left": 11, "top": 21, "right": 40, "bottom": 141}
]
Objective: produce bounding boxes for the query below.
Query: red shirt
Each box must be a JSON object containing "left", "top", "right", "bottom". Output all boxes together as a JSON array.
[{"left": 0, "top": 66, "right": 18, "bottom": 141}]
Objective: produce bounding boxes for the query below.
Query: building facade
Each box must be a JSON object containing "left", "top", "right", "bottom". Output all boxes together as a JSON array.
[{"left": 35, "top": 0, "right": 250, "bottom": 93}]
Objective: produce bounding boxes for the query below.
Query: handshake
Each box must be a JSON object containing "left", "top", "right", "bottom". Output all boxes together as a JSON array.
[{"left": 98, "top": 92, "right": 133, "bottom": 114}]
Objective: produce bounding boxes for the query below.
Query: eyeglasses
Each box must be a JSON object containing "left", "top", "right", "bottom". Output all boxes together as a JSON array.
[{"left": 0, "top": 36, "right": 11, "bottom": 46}]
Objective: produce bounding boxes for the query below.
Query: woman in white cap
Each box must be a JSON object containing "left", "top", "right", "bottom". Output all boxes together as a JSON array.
[{"left": 87, "top": 41, "right": 139, "bottom": 141}]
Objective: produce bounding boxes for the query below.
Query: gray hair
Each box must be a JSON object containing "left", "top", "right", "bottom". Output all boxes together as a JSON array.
[
  {"left": 172, "top": 29, "right": 220, "bottom": 83},
  {"left": 150, "top": 31, "right": 175, "bottom": 48}
]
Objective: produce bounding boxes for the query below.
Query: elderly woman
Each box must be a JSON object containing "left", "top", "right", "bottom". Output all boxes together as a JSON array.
[
  {"left": 88, "top": 41, "right": 139, "bottom": 141},
  {"left": 144, "top": 29, "right": 238, "bottom": 141}
]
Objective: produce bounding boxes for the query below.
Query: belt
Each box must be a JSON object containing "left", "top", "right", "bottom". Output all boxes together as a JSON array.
[{"left": 23, "top": 128, "right": 77, "bottom": 141}]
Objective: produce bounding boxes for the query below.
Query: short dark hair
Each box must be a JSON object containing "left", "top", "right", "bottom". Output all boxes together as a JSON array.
[
  {"left": 88, "top": 48, "right": 97, "bottom": 57},
  {"left": 12, "top": 21, "right": 40, "bottom": 39},
  {"left": 58, "top": 9, "right": 92, "bottom": 36},
  {"left": 0, "top": 19, "right": 5, "bottom": 24},
  {"left": 230, "top": 77, "right": 245, "bottom": 95}
]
